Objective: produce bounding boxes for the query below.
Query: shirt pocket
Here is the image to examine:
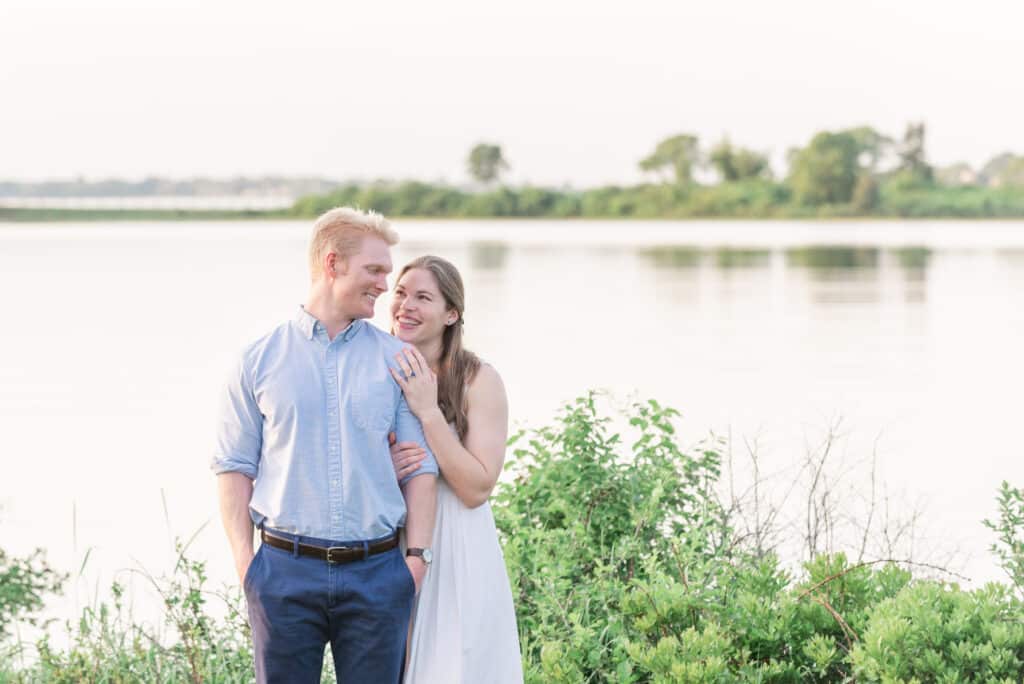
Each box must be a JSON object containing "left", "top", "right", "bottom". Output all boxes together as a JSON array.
[{"left": 352, "top": 380, "right": 395, "bottom": 433}]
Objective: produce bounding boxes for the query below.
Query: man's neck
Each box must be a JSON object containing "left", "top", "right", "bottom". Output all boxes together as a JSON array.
[{"left": 304, "top": 293, "right": 354, "bottom": 341}]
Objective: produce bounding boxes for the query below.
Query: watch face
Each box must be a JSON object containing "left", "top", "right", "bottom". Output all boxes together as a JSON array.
[{"left": 422, "top": 549, "right": 433, "bottom": 564}]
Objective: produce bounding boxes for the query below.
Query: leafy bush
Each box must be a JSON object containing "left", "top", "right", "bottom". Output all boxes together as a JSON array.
[
  {"left": 984, "top": 481, "right": 1024, "bottom": 594},
  {"left": 6, "top": 540, "right": 262, "bottom": 684},
  {"left": 3, "top": 395, "right": 1024, "bottom": 682},
  {"left": 0, "top": 547, "right": 64, "bottom": 641},
  {"left": 494, "top": 393, "right": 1024, "bottom": 682},
  {"left": 851, "top": 581, "right": 1024, "bottom": 682}
]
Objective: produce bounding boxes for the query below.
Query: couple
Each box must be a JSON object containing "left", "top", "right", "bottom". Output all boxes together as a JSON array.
[{"left": 211, "top": 207, "right": 523, "bottom": 683}]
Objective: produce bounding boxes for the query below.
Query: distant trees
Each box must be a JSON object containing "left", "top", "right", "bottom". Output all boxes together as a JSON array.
[
  {"left": 639, "top": 134, "right": 700, "bottom": 184},
  {"left": 467, "top": 143, "right": 509, "bottom": 185},
  {"left": 281, "top": 123, "right": 1024, "bottom": 220},
  {"left": 895, "top": 122, "right": 933, "bottom": 184},
  {"left": 787, "top": 130, "right": 866, "bottom": 205},
  {"left": 708, "top": 139, "right": 771, "bottom": 181},
  {"left": 980, "top": 153, "right": 1024, "bottom": 188},
  {"left": 846, "top": 126, "right": 892, "bottom": 171}
]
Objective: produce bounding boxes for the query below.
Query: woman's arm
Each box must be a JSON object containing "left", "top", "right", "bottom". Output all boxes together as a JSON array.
[
  {"left": 390, "top": 348, "right": 509, "bottom": 508},
  {"left": 417, "top": 364, "right": 508, "bottom": 508}
]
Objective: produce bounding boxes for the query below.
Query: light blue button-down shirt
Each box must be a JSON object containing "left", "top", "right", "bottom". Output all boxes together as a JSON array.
[{"left": 212, "top": 307, "right": 438, "bottom": 541}]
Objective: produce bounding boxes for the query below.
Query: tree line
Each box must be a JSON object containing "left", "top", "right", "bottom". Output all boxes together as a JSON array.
[{"left": 294, "top": 126, "right": 1024, "bottom": 219}]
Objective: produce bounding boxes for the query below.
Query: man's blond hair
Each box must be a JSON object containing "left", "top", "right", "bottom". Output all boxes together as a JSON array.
[{"left": 308, "top": 207, "right": 399, "bottom": 280}]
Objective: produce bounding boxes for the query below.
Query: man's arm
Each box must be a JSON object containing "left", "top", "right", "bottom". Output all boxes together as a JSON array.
[
  {"left": 218, "top": 472, "right": 255, "bottom": 584},
  {"left": 393, "top": 389, "right": 438, "bottom": 592},
  {"left": 401, "top": 472, "right": 436, "bottom": 593},
  {"left": 211, "top": 354, "right": 263, "bottom": 585}
]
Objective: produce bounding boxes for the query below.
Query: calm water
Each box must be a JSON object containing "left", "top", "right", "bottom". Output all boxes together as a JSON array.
[{"left": 2, "top": 219, "right": 1024, "bottom": 633}]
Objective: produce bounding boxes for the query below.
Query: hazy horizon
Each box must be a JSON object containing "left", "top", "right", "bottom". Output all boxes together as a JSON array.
[{"left": 2, "top": 0, "right": 1021, "bottom": 187}]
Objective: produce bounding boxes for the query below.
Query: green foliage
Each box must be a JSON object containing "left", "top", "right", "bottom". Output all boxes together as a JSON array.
[
  {"left": 895, "top": 122, "right": 934, "bottom": 184},
  {"left": 787, "top": 130, "right": 866, "bottom": 206},
  {"left": 851, "top": 582, "right": 1024, "bottom": 682},
  {"left": 708, "top": 140, "right": 771, "bottom": 182},
  {"left": 846, "top": 126, "right": 892, "bottom": 172},
  {"left": 0, "top": 547, "right": 64, "bottom": 641},
  {"left": 877, "top": 183, "right": 1024, "bottom": 218},
  {"left": 984, "top": 482, "right": 1024, "bottom": 594},
  {"left": 8, "top": 542, "right": 257, "bottom": 683},
  {"left": 851, "top": 174, "right": 881, "bottom": 212},
  {"left": 493, "top": 394, "right": 1024, "bottom": 682},
  {"left": 3, "top": 398, "right": 1024, "bottom": 682},
  {"left": 639, "top": 134, "right": 701, "bottom": 185},
  {"left": 980, "top": 153, "right": 1024, "bottom": 188},
  {"left": 467, "top": 143, "right": 510, "bottom": 185}
]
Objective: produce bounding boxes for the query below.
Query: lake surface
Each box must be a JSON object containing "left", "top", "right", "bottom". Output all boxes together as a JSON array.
[{"left": 2, "top": 219, "right": 1024, "bottom": 636}]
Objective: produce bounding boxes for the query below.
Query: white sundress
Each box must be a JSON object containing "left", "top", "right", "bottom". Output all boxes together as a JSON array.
[{"left": 403, "top": 430, "right": 523, "bottom": 684}]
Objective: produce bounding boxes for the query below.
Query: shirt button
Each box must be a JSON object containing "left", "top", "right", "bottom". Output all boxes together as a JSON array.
[{"left": 331, "top": 479, "right": 339, "bottom": 486}]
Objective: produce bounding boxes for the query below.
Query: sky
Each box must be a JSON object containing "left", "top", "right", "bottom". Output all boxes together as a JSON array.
[{"left": 1, "top": 0, "right": 1022, "bottom": 187}]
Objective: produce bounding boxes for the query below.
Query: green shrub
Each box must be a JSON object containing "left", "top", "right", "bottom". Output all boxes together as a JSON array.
[
  {"left": 0, "top": 548, "right": 64, "bottom": 641},
  {"left": 984, "top": 481, "right": 1024, "bottom": 594},
  {"left": 851, "top": 581, "right": 1024, "bottom": 682},
  {"left": 4, "top": 395, "right": 1024, "bottom": 682}
]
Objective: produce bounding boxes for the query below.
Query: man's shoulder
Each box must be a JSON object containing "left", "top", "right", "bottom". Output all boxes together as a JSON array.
[
  {"left": 238, "top": 320, "right": 295, "bottom": 365},
  {"left": 359, "top": 321, "right": 405, "bottom": 354}
]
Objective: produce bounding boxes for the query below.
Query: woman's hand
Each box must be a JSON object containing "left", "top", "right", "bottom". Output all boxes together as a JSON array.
[
  {"left": 389, "top": 431, "right": 425, "bottom": 482},
  {"left": 390, "top": 346, "right": 439, "bottom": 419}
]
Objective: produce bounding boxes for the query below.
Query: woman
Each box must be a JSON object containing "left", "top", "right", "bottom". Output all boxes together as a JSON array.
[{"left": 386, "top": 255, "right": 523, "bottom": 683}]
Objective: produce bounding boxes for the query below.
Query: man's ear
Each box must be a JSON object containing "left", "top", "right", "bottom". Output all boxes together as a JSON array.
[{"left": 326, "top": 252, "right": 348, "bottom": 278}]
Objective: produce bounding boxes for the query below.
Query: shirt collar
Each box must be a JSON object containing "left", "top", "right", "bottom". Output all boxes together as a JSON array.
[{"left": 295, "top": 306, "right": 363, "bottom": 343}]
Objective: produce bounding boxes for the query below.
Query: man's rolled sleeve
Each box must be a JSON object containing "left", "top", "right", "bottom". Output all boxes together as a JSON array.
[
  {"left": 211, "top": 356, "right": 263, "bottom": 479},
  {"left": 394, "top": 393, "right": 439, "bottom": 486}
]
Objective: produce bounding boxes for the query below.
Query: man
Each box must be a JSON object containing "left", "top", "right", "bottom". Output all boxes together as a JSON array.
[{"left": 212, "top": 206, "right": 438, "bottom": 683}]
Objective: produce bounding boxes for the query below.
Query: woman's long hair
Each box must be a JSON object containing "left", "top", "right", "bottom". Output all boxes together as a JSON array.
[{"left": 392, "top": 256, "right": 480, "bottom": 441}]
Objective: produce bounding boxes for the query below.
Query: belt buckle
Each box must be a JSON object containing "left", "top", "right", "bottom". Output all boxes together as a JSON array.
[{"left": 325, "top": 546, "right": 354, "bottom": 564}]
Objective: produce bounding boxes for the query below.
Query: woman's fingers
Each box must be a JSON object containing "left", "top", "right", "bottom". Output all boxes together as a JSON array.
[
  {"left": 393, "top": 353, "right": 415, "bottom": 379},
  {"left": 389, "top": 366, "right": 408, "bottom": 389},
  {"left": 402, "top": 347, "right": 425, "bottom": 377},
  {"left": 409, "top": 347, "right": 431, "bottom": 377}
]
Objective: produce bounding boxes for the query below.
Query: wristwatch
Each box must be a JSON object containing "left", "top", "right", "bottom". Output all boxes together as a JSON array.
[{"left": 406, "top": 547, "right": 433, "bottom": 566}]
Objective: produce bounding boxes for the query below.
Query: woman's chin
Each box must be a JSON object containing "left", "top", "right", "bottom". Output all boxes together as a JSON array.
[{"left": 393, "top": 328, "right": 416, "bottom": 343}]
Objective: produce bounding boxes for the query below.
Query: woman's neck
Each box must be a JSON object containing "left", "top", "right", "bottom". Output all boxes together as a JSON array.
[{"left": 418, "top": 337, "right": 444, "bottom": 373}]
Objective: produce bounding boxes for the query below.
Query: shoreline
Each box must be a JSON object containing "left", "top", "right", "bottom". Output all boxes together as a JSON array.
[{"left": 5, "top": 208, "right": 1024, "bottom": 223}]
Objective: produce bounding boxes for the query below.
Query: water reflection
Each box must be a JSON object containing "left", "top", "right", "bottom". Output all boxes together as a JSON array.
[
  {"left": 640, "top": 246, "right": 776, "bottom": 271},
  {"left": 893, "top": 247, "right": 930, "bottom": 273},
  {"left": 712, "top": 248, "right": 771, "bottom": 269},
  {"left": 468, "top": 242, "right": 509, "bottom": 270},
  {"left": 786, "top": 246, "right": 880, "bottom": 270},
  {"left": 640, "top": 245, "right": 701, "bottom": 269}
]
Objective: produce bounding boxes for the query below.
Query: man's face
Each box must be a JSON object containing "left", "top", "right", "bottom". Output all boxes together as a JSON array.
[{"left": 331, "top": 236, "right": 393, "bottom": 320}]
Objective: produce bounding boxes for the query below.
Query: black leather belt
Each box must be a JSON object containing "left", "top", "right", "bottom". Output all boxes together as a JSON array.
[{"left": 260, "top": 529, "right": 399, "bottom": 564}]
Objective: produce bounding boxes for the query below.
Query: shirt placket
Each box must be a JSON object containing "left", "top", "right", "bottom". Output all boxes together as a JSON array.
[{"left": 324, "top": 338, "right": 344, "bottom": 540}]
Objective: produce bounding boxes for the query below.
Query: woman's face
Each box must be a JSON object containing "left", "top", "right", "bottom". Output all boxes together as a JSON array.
[{"left": 390, "top": 267, "right": 455, "bottom": 346}]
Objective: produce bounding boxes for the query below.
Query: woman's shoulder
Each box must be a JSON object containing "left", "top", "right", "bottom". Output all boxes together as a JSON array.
[{"left": 466, "top": 361, "right": 507, "bottom": 405}]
